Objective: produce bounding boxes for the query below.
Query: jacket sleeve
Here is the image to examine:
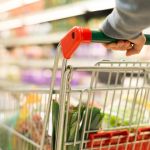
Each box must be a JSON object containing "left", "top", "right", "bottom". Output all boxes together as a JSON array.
[{"left": 101, "top": 0, "right": 150, "bottom": 39}]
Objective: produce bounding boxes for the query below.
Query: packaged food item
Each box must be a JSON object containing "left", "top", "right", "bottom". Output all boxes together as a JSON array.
[
  {"left": 13, "top": 93, "right": 51, "bottom": 150},
  {"left": 45, "top": 0, "right": 83, "bottom": 8},
  {"left": 14, "top": 113, "right": 51, "bottom": 150},
  {"left": 10, "top": 0, "right": 44, "bottom": 17},
  {"left": 87, "top": 17, "right": 105, "bottom": 29},
  {"left": 0, "top": 93, "right": 19, "bottom": 150},
  {"left": 21, "top": 69, "right": 82, "bottom": 86},
  {"left": 23, "top": 46, "right": 44, "bottom": 59},
  {"left": 51, "top": 17, "right": 86, "bottom": 32},
  {"left": 75, "top": 43, "right": 108, "bottom": 58}
]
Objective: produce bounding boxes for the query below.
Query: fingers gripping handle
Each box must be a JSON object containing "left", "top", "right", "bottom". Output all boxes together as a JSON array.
[{"left": 60, "top": 26, "right": 150, "bottom": 59}]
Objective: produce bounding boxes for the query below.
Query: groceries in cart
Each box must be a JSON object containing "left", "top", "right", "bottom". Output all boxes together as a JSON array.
[
  {"left": 51, "top": 89, "right": 150, "bottom": 150},
  {"left": 0, "top": 92, "right": 51, "bottom": 150},
  {"left": 52, "top": 99, "right": 104, "bottom": 150},
  {"left": 15, "top": 93, "right": 51, "bottom": 150}
]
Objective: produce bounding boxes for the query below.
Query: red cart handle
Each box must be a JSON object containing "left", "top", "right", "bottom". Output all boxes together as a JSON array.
[
  {"left": 60, "top": 26, "right": 150, "bottom": 59},
  {"left": 61, "top": 27, "right": 92, "bottom": 59}
]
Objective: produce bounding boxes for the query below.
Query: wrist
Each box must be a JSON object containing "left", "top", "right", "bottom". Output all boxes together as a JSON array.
[{"left": 129, "top": 33, "right": 146, "bottom": 44}]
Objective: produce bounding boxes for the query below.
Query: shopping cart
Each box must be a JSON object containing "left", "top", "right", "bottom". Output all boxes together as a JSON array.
[{"left": 0, "top": 26, "right": 150, "bottom": 150}]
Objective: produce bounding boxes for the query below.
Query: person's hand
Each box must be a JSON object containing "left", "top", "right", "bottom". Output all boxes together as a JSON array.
[{"left": 103, "top": 34, "right": 146, "bottom": 56}]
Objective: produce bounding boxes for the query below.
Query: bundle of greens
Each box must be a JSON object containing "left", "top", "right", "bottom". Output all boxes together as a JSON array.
[
  {"left": 52, "top": 100, "right": 104, "bottom": 150},
  {"left": 52, "top": 101, "right": 59, "bottom": 150}
]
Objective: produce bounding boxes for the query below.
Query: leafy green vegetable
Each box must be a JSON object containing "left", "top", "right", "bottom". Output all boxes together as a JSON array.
[
  {"left": 67, "top": 110, "right": 78, "bottom": 141},
  {"left": 52, "top": 100, "right": 59, "bottom": 150},
  {"left": 52, "top": 101, "right": 105, "bottom": 150},
  {"left": 104, "top": 114, "right": 129, "bottom": 128},
  {"left": 79, "top": 106, "right": 104, "bottom": 148},
  {"left": 86, "top": 107, "right": 104, "bottom": 131},
  {"left": 67, "top": 109, "right": 79, "bottom": 150}
]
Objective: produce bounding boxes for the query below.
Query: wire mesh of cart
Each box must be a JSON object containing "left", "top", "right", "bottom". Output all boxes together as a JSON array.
[{"left": 1, "top": 27, "right": 150, "bottom": 150}]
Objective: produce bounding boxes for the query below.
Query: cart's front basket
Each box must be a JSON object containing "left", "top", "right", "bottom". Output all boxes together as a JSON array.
[
  {"left": 52, "top": 60, "right": 150, "bottom": 150},
  {"left": 0, "top": 89, "right": 56, "bottom": 150},
  {"left": 51, "top": 27, "right": 150, "bottom": 150}
]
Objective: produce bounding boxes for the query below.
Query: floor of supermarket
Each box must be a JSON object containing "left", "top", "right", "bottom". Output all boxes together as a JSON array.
[{"left": 0, "top": 0, "right": 150, "bottom": 150}]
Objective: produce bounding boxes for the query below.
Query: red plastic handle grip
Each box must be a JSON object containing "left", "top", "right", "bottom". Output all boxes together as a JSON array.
[{"left": 60, "top": 26, "right": 92, "bottom": 59}]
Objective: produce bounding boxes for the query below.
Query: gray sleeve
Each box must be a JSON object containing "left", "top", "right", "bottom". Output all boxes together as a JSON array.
[{"left": 101, "top": 0, "right": 150, "bottom": 39}]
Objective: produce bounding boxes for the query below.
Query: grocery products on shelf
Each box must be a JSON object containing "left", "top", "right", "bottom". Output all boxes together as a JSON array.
[
  {"left": 50, "top": 17, "right": 86, "bottom": 33},
  {"left": 87, "top": 17, "right": 106, "bottom": 29},
  {"left": 0, "top": 0, "right": 44, "bottom": 21},
  {"left": 0, "top": 16, "right": 87, "bottom": 39},
  {"left": 21, "top": 69, "right": 85, "bottom": 86},
  {"left": 75, "top": 43, "right": 111, "bottom": 58},
  {"left": 0, "top": 42, "right": 113, "bottom": 87},
  {"left": 45, "top": 0, "right": 85, "bottom": 8}
]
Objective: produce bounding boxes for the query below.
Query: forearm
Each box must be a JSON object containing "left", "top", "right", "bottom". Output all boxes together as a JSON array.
[{"left": 101, "top": 0, "right": 150, "bottom": 39}]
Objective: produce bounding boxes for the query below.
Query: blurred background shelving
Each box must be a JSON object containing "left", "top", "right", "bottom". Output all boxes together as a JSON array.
[
  {"left": 0, "top": 2, "right": 150, "bottom": 150},
  {"left": 0, "top": 0, "right": 150, "bottom": 89}
]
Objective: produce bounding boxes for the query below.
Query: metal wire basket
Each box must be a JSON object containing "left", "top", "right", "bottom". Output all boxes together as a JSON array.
[{"left": 0, "top": 26, "right": 150, "bottom": 150}]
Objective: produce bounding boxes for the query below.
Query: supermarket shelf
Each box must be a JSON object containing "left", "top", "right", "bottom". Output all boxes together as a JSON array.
[
  {"left": 0, "top": 0, "right": 40, "bottom": 13},
  {"left": 1, "top": 19, "right": 149, "bottom": 47},
  {"left": 0, "top": 79, "right": 53, "bottom": 91},
  {"left": 0, "top": 58, "right": 102, "bottom": 68},
  {"left": 0, "top": 0, "right": 115, "bottom": 31},
  {"left": 0, "top": 58, "right": 53, "bottom": 68},
  {"left": 0, "top": 79, "right": 35, "bottom": 89},
  {"left": 0, "top": 32, "right": 66, "bottom": 46}
]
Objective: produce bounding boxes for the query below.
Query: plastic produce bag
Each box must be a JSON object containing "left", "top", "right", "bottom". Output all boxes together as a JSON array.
[{"left": 0, "top": 93, "right": 19, "bottom": 150}]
